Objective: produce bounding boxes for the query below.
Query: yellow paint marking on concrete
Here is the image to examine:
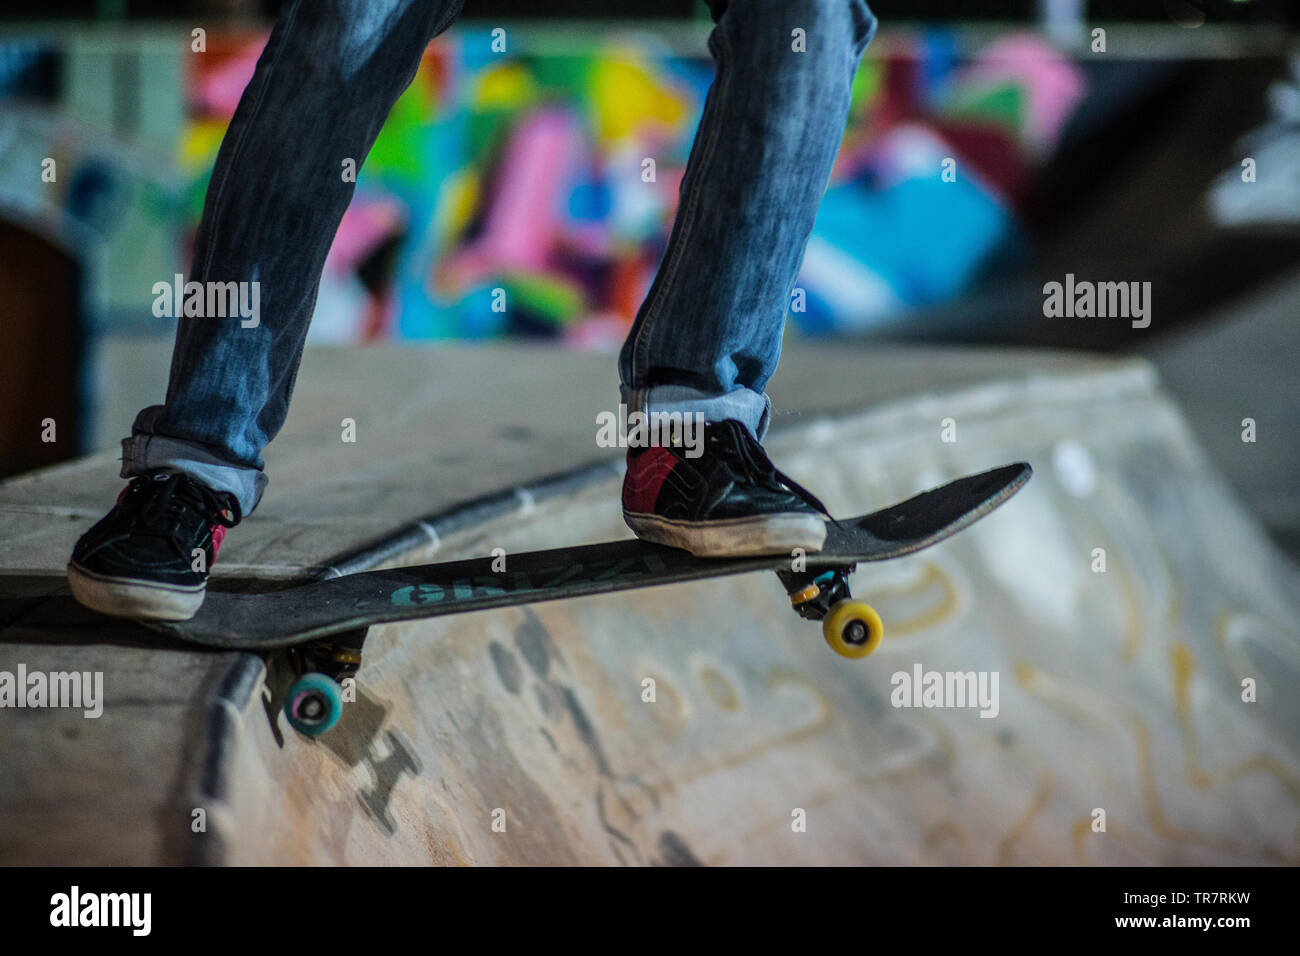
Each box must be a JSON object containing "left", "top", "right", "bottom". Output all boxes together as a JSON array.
[
  {"left": 718, "top": 710, "right": 960, "bottom": 860},
  {"left": 1071, "top": 816, "right": 1095, "bottom": 862},
  {"left": 642, "top": 667, "right": 833, "bottom": 795},
  {"left": 1169, "top": 641, "right": 1300, "bottom": 801},
  {"left": 1015, "top": 660, "right": 1293, "bottom": 860},
  {"left": 862, "top": 561, "right": 959, "bottom": 638},
  {"left": 997, "top": 773, "right": 1053, "bottom": 866},
  {"left": 923, "top": 820, "right": 967, "bottom": 852}
]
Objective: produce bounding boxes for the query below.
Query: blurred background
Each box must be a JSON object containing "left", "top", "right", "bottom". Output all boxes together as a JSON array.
[{"left": 1, "top": 0, "right": 1297, "bottom": 550}]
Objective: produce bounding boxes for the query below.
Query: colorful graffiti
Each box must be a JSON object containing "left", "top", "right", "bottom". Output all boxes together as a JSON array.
[{"left": 176, "top": 27, "right": 1085, "bottom": 344}]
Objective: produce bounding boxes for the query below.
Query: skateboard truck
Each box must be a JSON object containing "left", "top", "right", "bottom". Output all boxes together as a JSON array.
[
  {"left": 776, "top": 565, "right": 884, "bottom": 659},
  {"left": 283, "top": 627, "right": 367, "bottom": 735}
]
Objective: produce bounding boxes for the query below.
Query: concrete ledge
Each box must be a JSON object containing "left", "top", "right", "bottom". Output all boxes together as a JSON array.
[{"left": 3, "top": 344, "right": 1297, "bottom": 864}]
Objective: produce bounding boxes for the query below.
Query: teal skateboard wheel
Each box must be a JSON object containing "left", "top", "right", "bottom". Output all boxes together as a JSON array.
[{"left": 284, "top": 672, "right": 343, "bottom": 735}]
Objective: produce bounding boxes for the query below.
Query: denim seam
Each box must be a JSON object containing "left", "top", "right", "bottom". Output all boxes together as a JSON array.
[
  {"left": 629, "top": 20, "right": 733, "bottom": 390},
  {"left": 195, "top": 2, "right": 300, "bottom": 281}
]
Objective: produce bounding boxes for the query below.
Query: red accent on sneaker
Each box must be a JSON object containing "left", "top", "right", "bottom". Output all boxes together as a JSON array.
[
  {"left": 210, "top": 523, "right": 228, "bottom": 558},
  {"left": 622, "top": 446, "right": 678, "bottom": 514}
]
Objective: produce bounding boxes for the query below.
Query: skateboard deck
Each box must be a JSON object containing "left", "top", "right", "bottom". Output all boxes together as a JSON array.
[{"left": 146, "top": 462, "right": 1031, "bottom": 651}]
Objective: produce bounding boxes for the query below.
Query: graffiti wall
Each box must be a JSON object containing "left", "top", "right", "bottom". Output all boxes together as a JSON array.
[{"left": 2, "top": 25, "right": 1085, "bottom": 345}]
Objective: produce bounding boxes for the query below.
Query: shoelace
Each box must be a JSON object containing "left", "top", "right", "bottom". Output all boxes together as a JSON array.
[
  {"left": 126, "top": 474, "right": 237, "bottom": 545},
  {"left": 708, "top": 421, "right": 836, "bottom": 522}
]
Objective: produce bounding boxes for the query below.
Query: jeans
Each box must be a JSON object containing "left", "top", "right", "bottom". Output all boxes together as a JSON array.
[{"left": 123, "top": 0, "right": 877, "bottom": 517}]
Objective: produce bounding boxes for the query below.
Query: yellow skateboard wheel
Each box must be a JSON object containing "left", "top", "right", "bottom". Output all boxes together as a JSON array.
[{"left": 822, "top": 600, "right": 884, "bottom": 659}]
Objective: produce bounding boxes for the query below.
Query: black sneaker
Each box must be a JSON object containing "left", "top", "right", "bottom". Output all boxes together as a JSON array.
[
  {"left": 67, "top": 471, "right": 239, "bottom": 621},
  {"left": 622, "top": 418, "right": 829, "bottom": 556}
]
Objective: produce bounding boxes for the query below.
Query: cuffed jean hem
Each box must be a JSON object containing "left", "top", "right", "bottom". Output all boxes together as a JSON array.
[
  {"left": 120, "top": 432, "right": 267, "bottom": 519},
  {"left": 619, "top": 384, "right": 771, "bottom": 442}
]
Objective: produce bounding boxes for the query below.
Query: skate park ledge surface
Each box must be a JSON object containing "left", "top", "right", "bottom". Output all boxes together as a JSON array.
[{"left": 0, "top": 343, "right": 1297, "bottom": 865}]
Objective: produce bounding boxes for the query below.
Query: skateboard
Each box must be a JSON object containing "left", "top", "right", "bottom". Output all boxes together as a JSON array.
[{"left": 146, "top": 462, "right": 1031, "bottom": 735}]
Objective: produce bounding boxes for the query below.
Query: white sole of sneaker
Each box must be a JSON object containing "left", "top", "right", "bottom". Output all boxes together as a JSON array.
[
  {"left": 622, "top": 511, "right": 827, "bottom": 558},
  {"left": 66, "top": 563, "right": 206, "bottom": 621}
]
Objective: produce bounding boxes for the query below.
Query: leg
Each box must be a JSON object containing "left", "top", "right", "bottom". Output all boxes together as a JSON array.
[
  {"left": 69, "top": 0, "right": 464, "bottom": 620},
  {"left": 618, "top": 0, "right": 877, "bottom": 439},
  {"left": 618, "top": 1, "right": 877, "bottom": 557},
  {"left": 124, "top": 0, "right": 465, "bottom": 518}
]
